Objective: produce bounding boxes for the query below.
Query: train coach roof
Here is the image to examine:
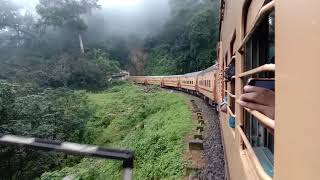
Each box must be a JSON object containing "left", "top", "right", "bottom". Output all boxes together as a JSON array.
[
  {"left": 198, "top": 64, "right": 218, "bottom": 75},
  {"left": 163, "top": 75, "right": 183, "bottom": 78},
  {"left": 145, "top": 76, "right": 164, "bottom": 78},
  {"left": 183, "top": 71, "right": 201, "bottom": 77}
]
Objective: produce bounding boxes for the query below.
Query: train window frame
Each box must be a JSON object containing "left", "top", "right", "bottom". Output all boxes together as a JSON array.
[
  {"left": 229, "top": 31, "right": 236, "bottom": 114},
  {"left": 239, "top": 6, "right": 275, "bottom": 178},
  {"left": 224, "top": 53, "right": 228, "bottom": 98}
]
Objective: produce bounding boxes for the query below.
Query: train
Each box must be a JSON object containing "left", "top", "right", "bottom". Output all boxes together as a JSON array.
[
  {"left": 130, "top": 0, "right": 320, "bottom": 180},
  {"left": 130, "top": 65, "right": 219, "bottom": 106}
]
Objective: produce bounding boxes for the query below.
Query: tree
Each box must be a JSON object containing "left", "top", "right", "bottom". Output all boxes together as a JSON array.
[
  {"left": 144, "top": 0, "right": 220, "bottom": 75},
  {"left": 0, "top": 0, "right": 18, "bottom": 30},
  {"left": 0, "top": 82, "right": 94, "bottom": 179},
  {"left": 0, "top": 0, "right": 36, "bottom": 47},
  {"left": 36, "top": 0, "right": 100, "bottom": 54}
]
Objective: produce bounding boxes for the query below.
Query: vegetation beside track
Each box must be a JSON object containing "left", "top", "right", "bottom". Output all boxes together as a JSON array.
[{"left": 41, "top": 82, "right": 194, "bottom": 180}]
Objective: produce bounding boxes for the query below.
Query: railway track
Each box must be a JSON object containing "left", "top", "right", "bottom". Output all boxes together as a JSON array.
[{"left": 168, "top": 89, "right": 225, "bottom": 180}]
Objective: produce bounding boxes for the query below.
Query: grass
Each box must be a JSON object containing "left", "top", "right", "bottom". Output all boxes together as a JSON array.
[{"left": 40, "top": 82, "right": 194, "bottom": 180}]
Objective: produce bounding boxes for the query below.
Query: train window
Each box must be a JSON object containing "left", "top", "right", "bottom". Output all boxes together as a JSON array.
[
  {"left": 242, "top": 9, "right": 275, "bottom": 177},
  {"left": 230, "top": 61, "right": 236, "bottom": 114},
  {"left": 224, "top": 53, "right": 228, "bottom": 98},
  {"left": 230, "top": 33, "right": 236, "bottom": 114}
]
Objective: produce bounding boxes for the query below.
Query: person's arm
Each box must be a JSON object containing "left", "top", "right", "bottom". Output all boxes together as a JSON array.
[{"left": 239, "top": 85, "right": 275, "bottom": 119}]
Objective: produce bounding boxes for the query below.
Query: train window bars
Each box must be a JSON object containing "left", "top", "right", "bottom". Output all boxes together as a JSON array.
[
  {"left": 238, "top": 1, "right": 275, "bottom": 179},
  {"left": 0, "top": 134, "right": 135, "bottom": 180},
  {"left": 224, "top": 49, "right": 236, "bottom": 127}
]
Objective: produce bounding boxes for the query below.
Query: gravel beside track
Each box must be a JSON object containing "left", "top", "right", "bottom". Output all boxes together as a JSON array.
[{"left": 170, "top": 90, "right": 226, "bottom": 180}]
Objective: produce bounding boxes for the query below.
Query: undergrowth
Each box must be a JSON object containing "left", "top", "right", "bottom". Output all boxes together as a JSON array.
[{"left": 40, "top": 82, "right": 194, "bottom": 180}]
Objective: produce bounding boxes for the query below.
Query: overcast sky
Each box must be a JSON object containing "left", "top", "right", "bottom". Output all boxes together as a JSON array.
[
  {"left": 8, "top": 0, "right": 171, "bottom": 41},
  {"left": 11, "top": 0, "right": 166, "bottom": 10}
]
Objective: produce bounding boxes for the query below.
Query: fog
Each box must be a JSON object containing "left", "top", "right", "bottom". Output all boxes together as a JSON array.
[{"left": 9, "top": 0, "right": 171, "bottom": 46}]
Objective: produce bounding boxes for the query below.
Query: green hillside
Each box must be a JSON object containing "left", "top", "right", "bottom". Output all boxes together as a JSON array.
[{"left": 41, "top": 83, "right": 194, "bottom": 180}]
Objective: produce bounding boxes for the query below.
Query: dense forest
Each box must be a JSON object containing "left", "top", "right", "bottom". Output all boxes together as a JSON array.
[
  {"left": 0, "top": 0, "right": 219, "bottom": 179},
  {"left": 145, "top": 0, "right": 219, "bottom": 75}
]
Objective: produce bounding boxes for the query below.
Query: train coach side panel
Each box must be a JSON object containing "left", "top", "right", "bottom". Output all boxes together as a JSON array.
[
  {"left": 145, "top": 77, "right": 162, "bottom": 85},
  {"left": 180, "top": 76, "right": 197, "bottom": 91},
  {"left": 163, "top": 76, "right": 180, "bottom": 88},
  {"left": 129, "top": 76, "right": 146, "bottom": 84}
]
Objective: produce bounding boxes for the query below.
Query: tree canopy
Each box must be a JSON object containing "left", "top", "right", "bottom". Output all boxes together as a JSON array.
[
  {"left": 144, "top": 0, "right": 220, "bottom": 75},
  {"left": 36, "top": 0, "right": 101, "bottom": 53},
  {"left": 0, "top": 0, "right": 220, "bottom": 178},
  {"left": 36, "top": 0, "right": 100, "bottom": 31}
]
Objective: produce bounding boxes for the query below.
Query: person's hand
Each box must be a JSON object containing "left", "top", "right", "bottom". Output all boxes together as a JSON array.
[
  {"left": 239, "top": 85, "right": 275, "bottom": 119},
  {"left": 221, "top": 104, "right": 227, "bottom": 113}
]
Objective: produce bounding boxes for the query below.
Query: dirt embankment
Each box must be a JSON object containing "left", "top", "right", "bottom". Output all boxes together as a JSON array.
[{"left": 127, "top": 48, "right": 148, "bottom": 76}]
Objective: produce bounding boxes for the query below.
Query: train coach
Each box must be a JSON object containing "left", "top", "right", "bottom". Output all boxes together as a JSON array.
[
  {"left": 179, "top": 72, "right": 199, "bottom": 93},
  {"left": 129, "top": 76, "right": 146, "bottom": 84},
  {"left": 162, "top": 75, "right": 181, "bottom": 88},
  {"left": 197, "top": 65, "right": 218, "bottom": 104},
  {"left": 130, "top": 0, "right": 320, "bottom": 179},
  {"left": 144, "top": 76, "right": 163, "bottom": 86}
]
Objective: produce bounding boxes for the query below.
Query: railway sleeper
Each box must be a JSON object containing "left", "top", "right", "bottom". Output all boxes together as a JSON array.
[
  {"left": 196, "top": 126, "right": 204, "bottom": 132},
  {"left": 188, "top": 139, "right": 204, "bottom": 150},
  {"left": 194, "top": 134, "right": 203, "bottom": 140},
  {"left": 198, "top": 119, "right": 205, "bottom": 125},
  {"left": 197, "top": 115, "right": 203, "bottom": 120},
  {"left": 185, "top": 165, "right": 201, "bottom": 180},
  {"left": 192, "top": 106, "right": 200, "bottom": 112}
]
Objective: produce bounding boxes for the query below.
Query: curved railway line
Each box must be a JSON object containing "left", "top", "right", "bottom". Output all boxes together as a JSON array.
[
  {"left": 129, "top": 0, "right": 320, "bottom": 180},
  {"left": 1, "top": 0, "right": 320, "bottom": 179}
]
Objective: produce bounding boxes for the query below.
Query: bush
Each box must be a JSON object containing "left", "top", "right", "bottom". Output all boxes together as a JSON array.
[
  {"left": 0, "top": 82, "right": 94, "bottom": 179},
  {"left": 41, "top": 83, "right": 194, "bottom": 180}
]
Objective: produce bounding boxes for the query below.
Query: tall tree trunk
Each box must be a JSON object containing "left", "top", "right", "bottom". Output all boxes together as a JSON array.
[{"left": 78, "top": 33, "right": 84, "bottom": 54}]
